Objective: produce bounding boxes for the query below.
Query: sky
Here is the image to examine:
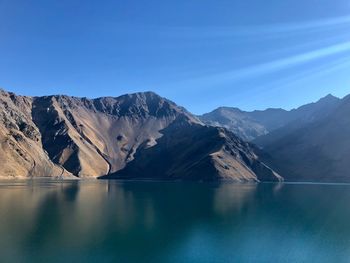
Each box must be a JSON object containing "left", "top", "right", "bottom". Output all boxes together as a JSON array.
[{"left": 1, "top": 0, "right": 350, "bottom": 114}]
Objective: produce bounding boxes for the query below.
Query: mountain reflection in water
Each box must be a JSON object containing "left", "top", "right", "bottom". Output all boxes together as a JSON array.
[{"left": 0, "top": 180, "right": 350, "bottom": 262}]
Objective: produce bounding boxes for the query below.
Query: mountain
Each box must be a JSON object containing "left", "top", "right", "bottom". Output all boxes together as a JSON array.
[
  {"left": 103, "top": 117, "right": 282, "bottom": 182},
  {"left": 0, "top": 88, "right": 281, "bottom": 182},
  {"left": 199, "top": 107, "right": 277, "bottom": 141},
  {"left": 199, "top": 94, "right": 341, "bottom": 141},
  {"left": 253, "top": 94, "right": 342, "bottom": 146},
  {"left": 31, "top": 91, "right": 198, "bottom": 178},
  {"left": 256, "top": 95, "right": 350, "bottom": 182}
]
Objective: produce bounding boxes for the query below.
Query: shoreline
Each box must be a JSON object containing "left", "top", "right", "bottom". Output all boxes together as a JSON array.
[{"left": 1, "top": 177, "right": 350, "bottom": 186}]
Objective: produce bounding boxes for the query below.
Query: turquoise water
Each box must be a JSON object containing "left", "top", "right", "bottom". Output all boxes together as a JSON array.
[{"left": 1, "top": 180, "right": 350, "bottom": 262}]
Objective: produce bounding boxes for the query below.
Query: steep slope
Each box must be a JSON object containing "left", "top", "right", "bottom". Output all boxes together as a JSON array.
[
  {"left": 199, "top": 94, "right": 341, "bottom": 141},
  {"left": 287, "top": 94, "right": 340, "bottom": 123},
  {"left": 103, "top": 117, "right": 282, "bottom": 182},
  {"left": 0, "top": 89, "right": 71, "bottom": 178},
  {"left": 254, "top": 94, "right": 342, "bottom": 146},
  {"left": 257, "top": 95, "right": 350, "bottom": 182},
  {"left": 31, "top": 92, "right": 199, "bottom": 178}
]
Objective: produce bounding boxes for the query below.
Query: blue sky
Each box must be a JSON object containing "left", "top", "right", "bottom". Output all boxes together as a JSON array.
[{"left": 1, "top": 0, "right": 350, "bottom": 114}]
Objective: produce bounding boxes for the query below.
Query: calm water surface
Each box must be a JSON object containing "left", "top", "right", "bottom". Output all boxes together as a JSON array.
[{"left": 0, "top": 180, "right": 350, "bottom": 262}]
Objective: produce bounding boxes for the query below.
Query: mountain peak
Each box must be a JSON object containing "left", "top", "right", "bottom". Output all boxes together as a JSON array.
[
  {"left": 31, "top": 91, "right": 194, "bottom": 121},
  {"left": 318, "top": 93, "right": 339, "bottom": 102},
  {"left": 95, "top": 91, "right": 163, "bottom": 101}
]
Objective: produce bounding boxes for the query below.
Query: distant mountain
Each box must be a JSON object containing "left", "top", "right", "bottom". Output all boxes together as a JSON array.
[
  {"left": 256, "top": 94, "right": 350, "bottom": 182},
  {"left": 0, "top": 88, "right": 281, "bottom": 182},
  {"left": 199, "top": 107, "right": 276, "bottom": 141},
  {"left": 199, "top": 94, "right": 341, "bottom": 141},
  {"left": 253, "top": 95, "right": 340, "bottom": 147}
]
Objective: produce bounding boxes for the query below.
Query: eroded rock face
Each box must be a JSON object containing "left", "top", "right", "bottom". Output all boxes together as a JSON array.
[
  {"left": 31, "top": 92, "right": 200, "bottom": 178},
  {"left": 0, "top": 89, "right": 71, "bottom": 178},
  {"left": 0, "top": 88, "right": 281, "bottom": 181}
]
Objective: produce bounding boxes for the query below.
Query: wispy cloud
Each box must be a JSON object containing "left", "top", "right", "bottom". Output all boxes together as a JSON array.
[
  {"left": 187, "top": 55, "right": 350, "bottom": 113},
  {"left": 243, "top": 55, "right": 350, "bottom": 103},
  {"left": 114, "top": 15, "right": 350, "bottom": 39},
  {"left": 163, "top": 41, "right": 350, "bottom": 91}
]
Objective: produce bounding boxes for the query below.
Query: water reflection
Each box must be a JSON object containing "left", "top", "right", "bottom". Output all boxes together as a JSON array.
[{"left": 1, "top": 180, "right": 350, "bottom": 262}]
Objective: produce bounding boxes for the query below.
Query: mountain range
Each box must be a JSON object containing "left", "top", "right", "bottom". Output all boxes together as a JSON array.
[
  {"left": 1, "top": 87, "right": 349, "bottom": 182},
  {"left": 254, "top": 95, "right": 350, "bottom": 182},
  {"left": 198, "top": 94, "right": 341, "bottom": 141},
  {"left": 0, "top": 89, "right": 280, "bottom": 182},
  {"left": 200, "top": 93, "right": 350, "bottom": 182}
]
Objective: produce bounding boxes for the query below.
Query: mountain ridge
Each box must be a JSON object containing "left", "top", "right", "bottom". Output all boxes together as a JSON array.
[
  {"left": 2, "top": 87, "right": 348, "bottom": 182},
  {"left": 199, "top": 94, "right": 341, "bottom": 141},
  {"left": 0, "top": 88, "right": 280, "bottom": 182},
  {"left": 255, "top": 92, "right": 350, "bottom": 182}
]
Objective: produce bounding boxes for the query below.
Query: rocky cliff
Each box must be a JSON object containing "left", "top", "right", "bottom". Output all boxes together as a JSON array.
[{"left": 0, "top": 89, "right": 71, "bottom": 178}]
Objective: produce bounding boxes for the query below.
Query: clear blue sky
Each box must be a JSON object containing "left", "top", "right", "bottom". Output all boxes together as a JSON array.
[{"left": 1, "top": 0, "right": 350, "bottom": 114}]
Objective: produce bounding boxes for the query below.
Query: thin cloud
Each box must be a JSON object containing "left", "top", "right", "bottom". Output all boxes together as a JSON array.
[
  {"left": 99, "top": 15, "right": 350, "bottom": 40},
  {"left": 163, "top": 41, "right": 350, "bottom": 91},
  {"left": 115, "top": 15, "right": 350, "bottom": 39}
]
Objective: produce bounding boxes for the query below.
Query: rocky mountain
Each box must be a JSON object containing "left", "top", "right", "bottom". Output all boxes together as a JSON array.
[
  {"left": 30, "top": 92, "right": 199, "bottom": 178},
  {"left": 199, "top": 94, "right": 341, "bottom": 141},
  {"left": 0, "top": 88, "right": 281, "bottom": 182},
  {"left": 103, "top": 117, "right": 282, "bottom": 182},
  {"left": 256, "top": 94, "right": 350, "bottom": 182},
  {"left": 0, "top": 89, "right": 72, "bottom": 178},
  {"left": 199, "top": 107, "right": 276, "bottom": 141}
]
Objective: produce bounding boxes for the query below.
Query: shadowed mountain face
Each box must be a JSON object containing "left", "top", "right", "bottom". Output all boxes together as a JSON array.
[
  {"left": 104, "top": 117, "right": 282, "bottom": 182},
  {"left": 200, "top": 94, "right": 350, "bottom": 182},
  {"left": 0, "top": 89, "right": 280, "bottom": 182},
  {"left": 199, "top": 94, "right": 341, "bottom": 141},
  {"left": 256, "top": 95, "right": 350, "bottom": 182}
]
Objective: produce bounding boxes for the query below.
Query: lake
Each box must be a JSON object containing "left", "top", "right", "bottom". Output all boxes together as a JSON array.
[{"left": 0, "top": 180, "right": 350, "bottom": 262}]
